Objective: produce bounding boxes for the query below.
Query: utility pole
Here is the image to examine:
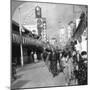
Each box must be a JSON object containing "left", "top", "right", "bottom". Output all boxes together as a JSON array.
[
  {"left": 73, "top": 5, "right": 74, "bottom": 21},
  {"left": 19, "top": 7, "right": 24, "bottom": 67}
]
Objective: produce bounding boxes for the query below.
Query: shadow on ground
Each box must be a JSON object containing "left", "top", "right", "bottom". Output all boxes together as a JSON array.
[{"left": 11, "top": 80, "right": 30, "bottom": 89}]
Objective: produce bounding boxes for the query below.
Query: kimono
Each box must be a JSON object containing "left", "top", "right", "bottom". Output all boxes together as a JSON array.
[
  {"left": 77, "top": 58, "right": 87, "bottom": 85},
  {"left": 67, "top": 58, "right": 74, "bottom": 80},
  {"left": 49, "top": 52, "right": 57, "bottom": 77},
  {"left": 43, "top": 51, "right": 48, "bottom": 62}
]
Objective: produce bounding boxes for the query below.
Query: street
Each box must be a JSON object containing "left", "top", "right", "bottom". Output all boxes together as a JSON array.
[{"left": 11, "top": 60, "right": 76, "bottom": 89}]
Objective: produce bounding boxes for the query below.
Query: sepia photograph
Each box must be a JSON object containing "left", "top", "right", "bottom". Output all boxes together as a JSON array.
[{"left": 11, "top": 0, "right": 88, "bottom": 89}]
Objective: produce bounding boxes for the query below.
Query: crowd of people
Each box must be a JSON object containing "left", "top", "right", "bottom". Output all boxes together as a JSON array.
[
  {"left": 42, "top": 40, "right": 87, "bottom": 86},
  {"left": 12, "top": 39, "right": 87, "bottom": 86}
]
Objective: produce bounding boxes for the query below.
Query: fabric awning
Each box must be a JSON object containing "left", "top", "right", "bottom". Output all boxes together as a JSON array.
[{"left": 12, "top": 33, "right": 45, "bottom": 48}]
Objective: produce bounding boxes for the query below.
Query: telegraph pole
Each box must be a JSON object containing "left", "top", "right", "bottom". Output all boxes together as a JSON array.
[
  {"left": 19, "top": 7, "right": 24, "bottom": 67},
  {"left": 73, "top": 5, "right": 75, "bottom": 21}
]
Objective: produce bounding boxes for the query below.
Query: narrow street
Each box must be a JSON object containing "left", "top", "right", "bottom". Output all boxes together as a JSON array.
[
  {"left": 11, "top": 60, "right": 75, "bottom": 89},
  {"left": 11, "top": 2, "right": 87, "bottom": 89}
]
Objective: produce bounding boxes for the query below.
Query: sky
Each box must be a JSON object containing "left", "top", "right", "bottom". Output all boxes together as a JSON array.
[{"left": 12, "top": 1, "right": 86, "bottom": 47}]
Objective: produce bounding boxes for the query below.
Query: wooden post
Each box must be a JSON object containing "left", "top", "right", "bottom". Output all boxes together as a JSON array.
[{"left": 19, "top": 7, "right": 24, "bottom": 67}]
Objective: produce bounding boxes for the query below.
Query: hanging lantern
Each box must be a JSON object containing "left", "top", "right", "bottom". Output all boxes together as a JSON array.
[
  {"left": 42, "top": 18, "right": 47, "bottom": 29},
  {"left": 37, "top": 18, "right": 43, "bottom": 36},
  {"left": 35, "top": 6, "right": 42, "bottom": 18}
]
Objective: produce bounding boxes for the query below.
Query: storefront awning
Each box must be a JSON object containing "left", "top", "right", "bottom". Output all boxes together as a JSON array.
[{"left": 12, "top": 33, "right": 45, "bottom": 48}]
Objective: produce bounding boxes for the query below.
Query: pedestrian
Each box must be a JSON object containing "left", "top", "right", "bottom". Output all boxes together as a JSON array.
[
  {"left": 61, "top": 52, "right": 70, "bottom": 85},
  {"left": 67, "top": 51, "right": 74, "bottom": 84},
  {"left": 42, "top": 49, "right": 48, "bottom": 62},
  {"left": 45, "top": 52, "right": 51, "bottom": 71},
  {"left": 30, "top": 51, "right": 34, "bottom": 63},
  {"left": 34, "top": 52, "right": 38, "bottom": 63},
  {"left": 50, "top": 50, "right": 57, "bottom": 77},
  {"left": 59, "top": 51, "right": 63, "bottom": 72},
  {"left": 72, "top": 50, "right": 79, "bottom": 84},
  {"left": 77, "top": 51, "right": 87, "bottom": 85},
  {"left": 12, "top": 57, "right": 17, "bottom": 80},
  {"left": 60, "top": 51, "right": 66, "bottom": 72},
  {"left": 56, "top": 50, "right": 60, "bottom": 71}
]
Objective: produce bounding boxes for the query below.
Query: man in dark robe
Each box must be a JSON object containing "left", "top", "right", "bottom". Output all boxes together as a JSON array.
[
  {"left": 49, "top": 51, "right": 58, "bottom": 77},
  {"left": 42, "top": 50, "right": 48, "bottom": 62},
  {"left": 77, "top": 51, "right": 87, "bottom": 85}
]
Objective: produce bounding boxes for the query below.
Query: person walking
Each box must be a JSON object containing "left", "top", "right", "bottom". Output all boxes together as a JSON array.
[
  {"left": 61, "top": 52, "right": 70, "bottom": 85},
  {"left": 45, "top": 52, "right": 51, "bottom": 71},
  {"left": 50, "top": 50, "right": 57, "bottom": 77},
  {"left": 12, "top": 57, "right": 17, "bottom": 80},
  {"left": 77, "top": 51, "right": 87, "bottom": 85},
  {"left": 67, "top": 51, "right": 74, "bottom": 85},
  {"left": 59, "top": 51, "right": 63, "bottom": 72},
  {"left": 56, "top": 51, "right": 60, "bottom": 71},
  {"left": 42, "top": 49, "right": 48, "bottom": 62},
  {"left": 30, "top": 51, "right": 34, "bottom": 63},
  {"left": 34, "top": 52, "right": 38, "bottom": 63}
]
